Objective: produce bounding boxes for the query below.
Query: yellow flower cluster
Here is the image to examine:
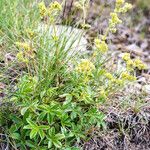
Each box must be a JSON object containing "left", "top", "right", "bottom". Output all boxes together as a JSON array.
[
  {"left": 26, "top": 29, "right": 35, "bottom": 38},
  {"left": 109, "top": 12, "right": 122, "bottom": 33},
  {"left": 116, "top": 0, "right": 125, "bottom": 6},
  {"left": 122, "top": 53, "right": 134, "bottom": 70},
  {"left": 76, "top": 59, "right": 95, "bottom": 74},
  {"left": 115, "top": 0, "right": 132, "bottom": 13},
  {"left": 15, "top": 42, "right": 30, "bottom": 51},
  {"left": 94, "top": 38, "right": 108, "bottom": 53},
  {"left": 48, "top": 1, "right": 62, "bottom": 18},
  {"left": 110, "top": 12, "right": 122, "bottom": 24},
  {"left": 15, "top": 41, "right": 36, "bottom": 63},
  {"left": 16, "top": 51, "right": 28, "bottom": 63},
  {"left": 52, "top": 34, "right": 59, "bottom": 41},
  {"left": 38, "top": 1, "right": 62, "bottom": 18},
  {"left": 38, "top": 2, "right": 47, "bottom": 17},
  {"left": 121, "top": 71, "right": 136, "bottom": 81},
  {"left": 122, "top": 53, "right": 147, "bottom": 70},
  {"left": 113, "top": 79, "right": 124, "bottom": 85},
  {"left": 122, "top": 53, "right": 130, "bottom": 61},
  {"left": 104, "top": 72, "right": 113, "bottom": 80},
  {"left": 122, "top": 3, "right": 133, "bottom": 13},
  {"left": 126, "top": 59, "right": 134, "bottom": 70},
  {"left": 134, "top": 58, "right": 147, "bottom": 70},
  {"left": 49, "top": 1, "right": 62, "bottom": 11},
  {"left": 104, "top": 72, "right": 124, "bottom": 85},
  {"left": 108, "top": 0, "right": 132, "bottom": 33},
  {"left": 100, "top": 89, "right": 107, "bottom": 99}
]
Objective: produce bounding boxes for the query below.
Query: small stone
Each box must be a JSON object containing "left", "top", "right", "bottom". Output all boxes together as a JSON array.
[
  {"left": 142, "top": 85, "right": 150, "bottom": 95},
  {"left": 38, "top": 24, "right": 88, "bottom": 57},
  {"left": 138, "top": 77, "right": 146, "bottom": 84}
]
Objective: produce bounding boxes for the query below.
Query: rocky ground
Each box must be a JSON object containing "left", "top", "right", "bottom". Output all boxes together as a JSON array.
[{"left": 61, "top": 0, "right": 150, "bottom": 149}]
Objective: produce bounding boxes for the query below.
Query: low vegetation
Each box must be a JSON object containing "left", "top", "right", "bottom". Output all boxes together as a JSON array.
[{"left": 0, "top": 0, "right": 148, "bottom": 149}]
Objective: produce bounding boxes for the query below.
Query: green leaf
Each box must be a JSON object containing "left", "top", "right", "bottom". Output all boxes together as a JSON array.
[
  {"left": 9, "top": 125, "right": 19, "bottom": 133},
  {"left": 10, "top": 132, "right": 20, "bottom": 140},
  {"left": 53, "top": 140, "right": 62, "bottom": 148},
  {"left": 26, "top": 118, "right": 37, "bottom": 127},
  {"left": 71, "top": 112, "right": 77, "bottom": 120},
  {"left": 39, "top": 125, "right": 50, "bottom": 130},
  {"left": 30, "top": 129, "right": 38, "bottom": 139},
  {"left": 55, "top": 133, "right": 65, "bottom": 140},
  {"left": 48, "top": 127, "right": 55, "bottom": 136},
  {"left": 63, "top": 94, "right": 72, "bottom": 105},
  {"left": 21, "top": 107, "right": 29, "bottom": 115},
  {"left": 40, "top": 90, "right": 46, "bottom": 98},
  {"left": 9, "top": 115, "right": 22, "bottom": 124},
  {"left": 38, "top": 129, "right": 45, "bottom": 140},
  {"left": 23, "top": 124, "right": 32, "bottom": 129},
  {"left": 38, "top": 112, "right": 46, "bottom": 120},
  {"left": 25, "top": 140, "right": 37, "bottom": 148},
  {"left": 48, "top": 140, "right": 52, "bottom": 148},
  {"left": 47, "top": 113, "right": 53, "bottom": 124}
]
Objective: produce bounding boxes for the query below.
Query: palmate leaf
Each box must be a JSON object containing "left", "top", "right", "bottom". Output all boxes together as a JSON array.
[
  {"left": 26, "top": 118, "right": 38, "bottom": 127},
  {"left": 47, "top": 136, "right": 63, "bottom": 149},
  {"left": 38, "top": 104, "right": 61, "bottom": 124},
  {"left": 24, "top": 118, "right": 49, "bottom": 140},
  {"left": 47, "top": 127, "right": 65, "bottom": 148}
]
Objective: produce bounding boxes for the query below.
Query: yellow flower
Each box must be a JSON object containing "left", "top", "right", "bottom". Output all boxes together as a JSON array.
[
  {"left": 26, "top": 29, "right": 35, "bottom": 38},
  {"left": 16, "top": 51, "right": 23, "bottom": 60},
  {"left": 76, "top": 59, "right": 95, "bottom": 74},
  {"left": 81, "top": 23, "right": 91, "bottom": 29},
  {"left": 126, "top": 59, "right": 134, "bottom": 70},
  {"left": 134, "top": 59, "right": 147, "bottom": 70},
  {"left": 122, "top": 3, "right": 133, "bottom": 13},
  {"left": 110, "top": 12, "right": 122, "bottom": 24},
  {"left": 114, "top": 79, "right": 124, "bottom": 85},
  {"left": 100, "top": 89, "right": 107, "bottom": 99},
  {"left": 52, "top": 34, "right": 59, "bottom": 41},
  {"left": 116, "top": 0, "right": 125, "bottom": 5},
  {"left": 16, "top": 51, "right": 28, "bottom": 63},
  {"left": 38, "top": 2, "right": 47, "bottom": 17},
  {"left": 48, "top": 1, "right": 62, "bottom": 18},
  {"left": 105, "top": 72, "right": 113, "bottom": 80},
  {"left": 109, "top": 12, "right": 122, "bottom": 32},
  {"left": 49, "top": 1, "right": 62, "bottom": 11},
  {"left": 121, "top": 72, "right": 136, "bottom": 81},
  {"left": 15, "top": 42, "right": 30, "bottom": 51},
  {"left": 122, "top": 53, "right": 130, "bottom": 61},
  {"left": 92, "top": 51, "right": 97, "bottom": 57},
  {"left": 115, "top": 0, "right": 132, "bottom": 13},
  {"left": 94, "top": 38, "right": 108, "bottom": 53}
]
